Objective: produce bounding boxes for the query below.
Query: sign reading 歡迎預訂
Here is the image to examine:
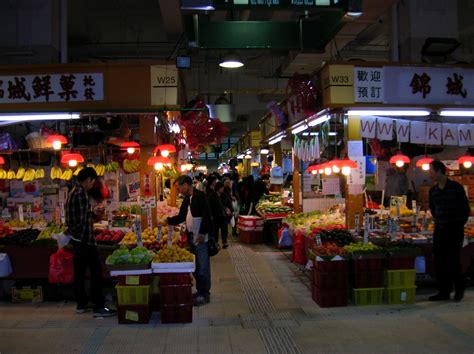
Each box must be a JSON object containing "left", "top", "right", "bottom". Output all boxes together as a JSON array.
[
  {"left": 0, "top": 73, "right": 103, "bottom": 103},
  {"left": 354, "top": 67, "right": 384, "bottom": 103}
]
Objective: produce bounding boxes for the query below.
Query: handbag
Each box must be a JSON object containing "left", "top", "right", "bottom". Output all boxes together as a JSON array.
[{"left": 208, "top": 236, "right": 220, "bottom": 257}]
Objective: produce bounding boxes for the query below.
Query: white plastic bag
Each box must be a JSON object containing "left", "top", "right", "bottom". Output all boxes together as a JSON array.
[
  {"left": 230, "top": 216, "right": 236, "bottom": 228},
  {"left": 52, "top": 232, "right": 71, "bottom": 249}
]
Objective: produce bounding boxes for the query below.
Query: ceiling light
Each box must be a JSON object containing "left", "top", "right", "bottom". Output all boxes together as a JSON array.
[
  {"left": 61, "top": 152, "right": 84, "bottom": 167},
  {"left": 416, "top": 157, "right": 433, "bottom": 171},
  {"left": 237, "top": 154, "right": 245, "bottom": 159},
  {"left": 244, "top": 154, "right": 252, "bottom": 159},
  {"left": 291, "top": 123, "right": 308, "bottom": 135},
  {"left": 439, "top": 109, "right": 474, "bottom": 117},
  {"left": 458, "top": 155, "right": 474, "bottom": 169},
  {"left": 219, "top": 53, "right": 244, "bottom": 69},
  {"left": 347, "top": 109, "right": 430, "bottom": 117},
  {"left": 154, "top": 144, "right": 177, "bottom": 157},
  {"left": 308, "top": 114, "right": 330, "bottom": 127},
  {"left": 260, "top": 148, "right": 269, "bottom": 155},
  {"left": 269, "top": 134, "right": 285, "bottom": 145},
  {"left": 120, "top": 141, "right": 140, "bottom": 155},
  {"left": 389, "top": 154, "right": 410, "bottom": 167},
  {"left": 0, "top": 113, "right": 80, "bottom": 121},
  {"left": 46, "top": 135, "right": 68, "bottom": 150}
]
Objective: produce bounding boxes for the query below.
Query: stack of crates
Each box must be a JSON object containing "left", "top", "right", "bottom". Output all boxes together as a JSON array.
[
  {"left": 116, "top": 274, "right": 152, "bottom": 324},
  {"left": 351, "top": 257, "right": 385, "bottom": 306},
  {"left": 384, "top": 259, "right": 417, "bottom": 305},
  {"left": 238, "top": 216, "right": 264, "bottom": 244},
  {"left": 159, "top": 273, "right": 193, "bottom": 323},
  {"left": 311, "top": 259, "right": 349, "bottom": 307}
]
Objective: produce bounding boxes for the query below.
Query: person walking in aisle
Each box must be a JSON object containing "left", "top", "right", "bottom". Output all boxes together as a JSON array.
[
  {"left": 428, "top": 160, "right": 470, "bottom": 302},
  {"left": 167, "top": 175, "right": 213, "bottom": 306},
  {"left": 66, "top": 167, "right": 116, "bottom": 317},
  {"left": 217, "top": 180, "right": 233, "bottom": 248}
]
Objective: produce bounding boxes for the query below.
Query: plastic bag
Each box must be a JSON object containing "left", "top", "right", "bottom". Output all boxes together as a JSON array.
[
  {"left": 278, "top": 224, "right": 292, "bottom": 249},
  {"left": 0, "top": 253, "right": 12, "bottom": 277},
  {"left": 52, "top": 232, "right": 71, "bottom": 249},
  {"left": 48, "top": 248, "right": 74, "bottom": 284},
  {"left": 291, "top": 230, "right": 307, "bottom": 265},
  {"left": 230, "top": 216, "right": 236, "bottom": 228}
]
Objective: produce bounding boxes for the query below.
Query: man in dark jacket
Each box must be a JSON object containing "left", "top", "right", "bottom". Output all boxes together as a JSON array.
[
  {"left": 167, "top": 175, "right": 213, "bottom": 306},
  {"left": 428, "top": 160, "right": 470, "bottom": 302}
]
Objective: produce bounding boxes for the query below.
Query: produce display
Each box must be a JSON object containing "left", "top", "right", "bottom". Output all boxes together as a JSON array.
[
  {"left": 0, "top": 226, "right": 15, "bottom": 239},
  {"left": 315, "top": 227, "right": 355, "bottom": 246},
  {"left": 123, "top": 159, "right": 141, "bottom": 174},
  {"left": 0, "top": 229, "right": 41, "bottom": 245},
  {"left": 120, "top": 231, "right": 138, "bottom": 246},
  {"left": 343, "top": 242, "right": 384, "bottom": 256},
  {"left": 37, "top": 224, "right": 67, "bottom": 240},
  {"left": 256, "top": 201, "right": 293, "bottom": 215},
  {"left": 106, "top": 246, "right": 155, "bottom": 265},
  {"left": 157, "top": 204, "right": 179, "bottom": 224},
  {"left": 312, "top": 243, "right": 347, "bottom": 259},
  {"left": 286, "top": 209, "right": 345, "bottom": 236},
  {"left": 105, "top": 161, "right": 120, "bottom": 173},
  {"left": 95, "top": 229, "right": 125, "bottom": 243},
  {"left": 153, "top": 245, "right": 194, "bottom": 263}
]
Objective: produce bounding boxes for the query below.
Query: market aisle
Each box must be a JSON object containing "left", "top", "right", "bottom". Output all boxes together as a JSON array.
[{"left": 0, "top": 239, "right": 473, "bottom": 354}]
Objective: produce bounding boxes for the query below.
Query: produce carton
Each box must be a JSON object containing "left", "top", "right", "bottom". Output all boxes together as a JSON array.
[
  {"left": 161, "top": 304, "right": 193, "bottom": 324},
  {"left": 117, "top": 305, "right": 151, "bottom": 324},
  {"left": 12, "top": 286, "right": 43, "bottom": 303}
]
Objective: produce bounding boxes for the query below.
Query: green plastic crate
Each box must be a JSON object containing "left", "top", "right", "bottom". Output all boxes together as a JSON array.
[
  {"left": 352, "top": 288, "right": 384, "bottom": 306},
  {"left": 385, "top": 286, "right": 417, "bottom": 305},
  {"left": 385, "top": 269, "right": 416, "bottom": 288},
  {"left": 116, "top": 285, "right": 151, "bottom": 305}
]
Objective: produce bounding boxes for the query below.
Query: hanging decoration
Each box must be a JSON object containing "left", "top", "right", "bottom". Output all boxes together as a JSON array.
[
  {"left": 267, "top": 101, "right": 288, "bottom": 131},
  {"left": 293, "top": 135, "right": 320, "bottom": 162},
  {"left": 286, "top": 73, "right": 318, "bottom": 121},
  {"left": 179, "top": 99, "right": 228, "bottom": 150}
]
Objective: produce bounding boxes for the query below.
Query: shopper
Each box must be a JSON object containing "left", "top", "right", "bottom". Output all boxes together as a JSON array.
[
  {"left": 167, "top": 175, "right": 213, "bottom": 306},
  {"left": 254, "top": 174, "right": 270, "bottom": 208},
  {"left": 240, "top": 175, "right": 255, "bottom": 215},
  {"left": 231, "top": 172, "right": 240, "bottom": 236},
  {"left": 428, "top": 160, "right": 470, "bottom": 302},
  {"left": 217, "top": 181, "right": 233, "bottom": 248},
  {"left": 66, "top": 167, "right": 116, "bottom": 317}
]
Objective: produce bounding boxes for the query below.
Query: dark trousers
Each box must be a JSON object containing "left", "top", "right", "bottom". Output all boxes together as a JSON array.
[
  {"left": 72, "top": 240, "right": 104, "bottom": 310},
  {"left": 191, "top": 242, "right": 211, "bottom": 297},
  {"left": 433, "top": 224, "right": 465, "bottom": 295},
  {"left": 215, "top": 219, "right": 228, "bottom": 245}
]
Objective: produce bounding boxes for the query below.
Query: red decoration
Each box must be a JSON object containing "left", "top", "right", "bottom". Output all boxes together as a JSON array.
[
  {"left": 0, "top": 156, "right": 4, "bottom": 165},
  {"left": 286, "top": 73, "right": 318, "bottom": 117}
]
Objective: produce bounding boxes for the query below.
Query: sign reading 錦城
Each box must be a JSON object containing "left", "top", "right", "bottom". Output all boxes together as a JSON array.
[
  {"left": 384, "top": 66, "right": 474, "bottom": 105},
  {"left": 0, "top": 73, "right": 104, "bottom": 103}
]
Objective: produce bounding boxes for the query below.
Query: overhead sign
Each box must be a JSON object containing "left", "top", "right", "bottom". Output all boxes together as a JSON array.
[
  {"left": 354, "top": 67, "right": 384, "bottom": 103},
  {"left": 0, "top": 73, "right": 104, "bottom": 104},
  {"left": 384, "top": 66, "right": 474, "bottom": 105},
  {"left": 150, "top": 65, "right": 178, "bottom": 106},
  {"left": 212, "top": 0, "right": 347, "bottom": 9}
]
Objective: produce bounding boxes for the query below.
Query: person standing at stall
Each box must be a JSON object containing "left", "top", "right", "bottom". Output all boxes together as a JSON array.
[
  {"left": 428, "top": 160, "right": 470, "bottom": 302},
  {"left": 167, "top": 175, "right": 213, "bottom": 306},
  {"left": 66, "top": 167, "right": 116, "bottom": 317}
]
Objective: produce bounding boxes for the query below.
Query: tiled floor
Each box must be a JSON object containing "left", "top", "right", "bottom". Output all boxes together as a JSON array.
[{"left": 0, "top": 239, "right": 473, "bottom": 353}]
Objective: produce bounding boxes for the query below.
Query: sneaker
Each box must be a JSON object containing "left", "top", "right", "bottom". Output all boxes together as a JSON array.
[
  {"left": 76, "top": 306, "right": 91, "bottom": 314},
  {"left": 428, "top": 293, "right": 450, "bottom": 301},
  {"left": 93, "top": 307, "right": 117, "bottom": 318},
  {"left": 454, "top": 289, "right": 465, "bottom": 302},
  {"left": 193, "top": 295, "right": 210, "bottom": 307}
]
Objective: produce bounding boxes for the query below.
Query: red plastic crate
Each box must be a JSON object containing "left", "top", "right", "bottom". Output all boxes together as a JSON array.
[
  {"left": 312, "top": 270, "right": 348, "bottom": 289},
  {"left": 239, "top": 230, "right": 264, "bottom": 244},
  {"left": 311, "top": 286, "right": 348, "bottom": 308},
  {"left": 352, "top": 257, "right": 384, "bottom": 272},
  {"left": 116, "top": 274, "right": 153, "bottom": 286},
  {"left": 313, "top": 260, "right": 349, "bottom": 273},
  {"left": 117, "top": 305, "right": 151, "bottom": 324},
  {"left": 351, "top": 271, "right": 384, "bottom": 288},
  {"left": 160, "top": 284, "right": 193, "bottom": 306},
  {"left": 386, "top": 256, "right": 416, "bottom": 270},
  {"left": 158, "top": 273, "right": 193, "bottom": 286},
  {"left": 161, "top": 304, "right": 193, "bottom": 324}
]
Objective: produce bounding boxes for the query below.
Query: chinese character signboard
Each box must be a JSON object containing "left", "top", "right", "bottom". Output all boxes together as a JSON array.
[
  {"left": 354, "top": 67, "right": 384, "bottom": 103},
  {"left": 0, "top": 73, "right": 103, "bottom": 103},
  {"left": 384, "top": 66, "right": 474, "bottom": 105}
]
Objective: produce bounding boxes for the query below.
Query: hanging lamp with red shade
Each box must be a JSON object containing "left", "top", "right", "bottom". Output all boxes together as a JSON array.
[
  {"left": 120, "top": 141, "right": 140, "bottom": 155},
  {"left": 458, "top": 155, "right": 474, "bottom": 169},
  {"left": 154, "top": 144, "right": 176, "bottom": 157},
  {"left": 339, "top": 158, "right": 358, "bottom": 176},
  {"left": 46, "top": 134, "right": 68, "bottom": 150},
  {"left": 416, "top": 157, "right": 434, "bottom": 171},
  {"left": 389, "top": 153, "right": 410, "bottom": 168},
  {"left": 61, "top": 152, "right": 84, "bottom": 168},
  {"left": 0, "top": 156, "right": 5, "bottom": 165},
  {"left": 147, "top": 155, "right": 172, "bottom": 171}
]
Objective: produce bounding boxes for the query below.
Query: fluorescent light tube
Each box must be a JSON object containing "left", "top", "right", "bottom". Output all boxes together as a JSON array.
[
  {"left": 260, "top": 148, "right": 270, "bottom": 154},
  {"left": 291, "top": 124, "right": 308, "bottom": 135},
  {"left": 0, "top": 113, "right": 80, "bottom": 121},
  {"left": 347, "top": 109, "right": 430, "bottom": 117},
  {"left": 308, "top": 115, "right": 330, "bottom": 127},
  {"left": 439, "top": 109, "right": 474, "bottom": 117}
]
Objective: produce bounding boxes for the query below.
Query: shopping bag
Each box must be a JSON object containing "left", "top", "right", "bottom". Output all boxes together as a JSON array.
[
  {"left": 208, "top": 236, "right": 220, "bottom": 257},
  {"left": 48, "top": 248, "right": 75, "bottom": 284},
  {"left": 277, "top": 224, "right": 292, "bottom": 249},
  {"left": 291, "top": 230, "right": 307, "bottom": 265},
  {"left": 52, "top": 232, "right": 71, "bottom": 249},
  {"left": 230, "top": 216, "right": 236, "bottom": 228},
  {"left": 0, "top": 253, "right": 12, "bottom": 277}
]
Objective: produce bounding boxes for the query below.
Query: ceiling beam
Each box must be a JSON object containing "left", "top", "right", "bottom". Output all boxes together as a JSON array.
[{"left": 158, "top": 0, "right": 183, "bottom": 39}]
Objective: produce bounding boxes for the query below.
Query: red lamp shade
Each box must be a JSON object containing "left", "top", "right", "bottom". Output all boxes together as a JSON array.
[
  {"left": 389, "top": 154, "right": 410, "bottom": 167},
  {"left": 339, "top": 158, "right": 358, "bottom": 176},
  {"left": 61, "top": 153, "right": 84, "bottom": 167},
  {"left": 0, "top": 156, "right": 4, "bottom": 165},
  {"left": 147, "top": 155, "right": 172, "bottom": 170},
  {"left": 458, "top": 155, "right": 474, "bottom": 168},
  {"left": 416, "top": 157, "right": 433, "bottom": 171},
  {"left": 328, "top": 159, "right": 342, "bottom": 173},
  {"left": 307, "top": 164, "right": 320, "bottom": 174},
  {"left": 120, "top": 141, "right": 140, "bottom": 154},
  {"left": 154, "top": 144, "right": 177, "bottom": 157},
  {"left": 46, "top": 134, "right": 68, "bottom": 150}
]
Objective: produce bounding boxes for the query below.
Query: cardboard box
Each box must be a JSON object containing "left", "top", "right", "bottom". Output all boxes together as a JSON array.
[{"left": 12, "top": 286, "right": 43, "bottom": 303}]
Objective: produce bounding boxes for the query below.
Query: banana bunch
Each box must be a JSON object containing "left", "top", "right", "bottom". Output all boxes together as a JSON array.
[
  {"left": 95, "top": 163, "right": 105, "bottom": 177},
  {"left": 22, "top": 168, "right": 36, "bottom": 182},
  {"left": 105, "top": 161, "right": 120, "bottom": 172},
  {"left": 50, "top": 166, "right": 62, "bottom": 180},
  {"left": 123, "top": 159, "right": 140, "bottom": 174},
  {"left": 86, "top": 163, "right": 95, "bottom": 169},
  {"left": 34, "top": 168, "right": 45, "bottom": 179},
  {"left": 60, "top": 168, "right": 73, "bottom": 181},
  {"left": 16, "top": 167, "right": 26, "bottom": 180},
  {"left": 0, "top": 168, "right": 6, "bottom": 179},
  {"left": 73, "top": 165, "right": 83, "bottom": 176},
  {"left": 7, "top": 170, "right": 16, "bottom": 180}
]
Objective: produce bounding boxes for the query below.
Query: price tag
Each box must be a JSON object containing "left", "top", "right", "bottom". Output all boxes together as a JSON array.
[
  {"left": 167, "top": 227, "right": 173, "bottom": 247},
  {"left": 135, "top": 218, "right": 143, "bottom": 247},
  {"left": 125, "top": 310, "right": 139, "bottom": 322},
  {"left": 412, "top": 200, "right": 417, "bottom": 210},
  {"left": 156, "top": 224, "right": 162, "bottom": 242},
  {"left": 422, "top": 213, "right": 427, "bottom": 232},
  {"left": 54, "top": 207, "right": 61, "bottom": 225},
  {"left": 60, "top": 202, "right": 66, "bottom": 225},
  {"left": 18, "top": 204, "right": 24, "bottom": 222},
  {"left": 363, "top": 213, "right": 369, "bottom": 244},
  {"left": 316, "top": 233, "right": 322, "bottom": 247},
  {"left": 146, "top": 208, "right": 152, "bottom": 230},
  {"left": 354, "top": 213, "right": 360, "bottom": 234},
  {"left": 412, "top": 206, "right": 420, "bottom": 232},
  {"left": 26, "top": 204, "right": 32, "bottom": 221}
]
